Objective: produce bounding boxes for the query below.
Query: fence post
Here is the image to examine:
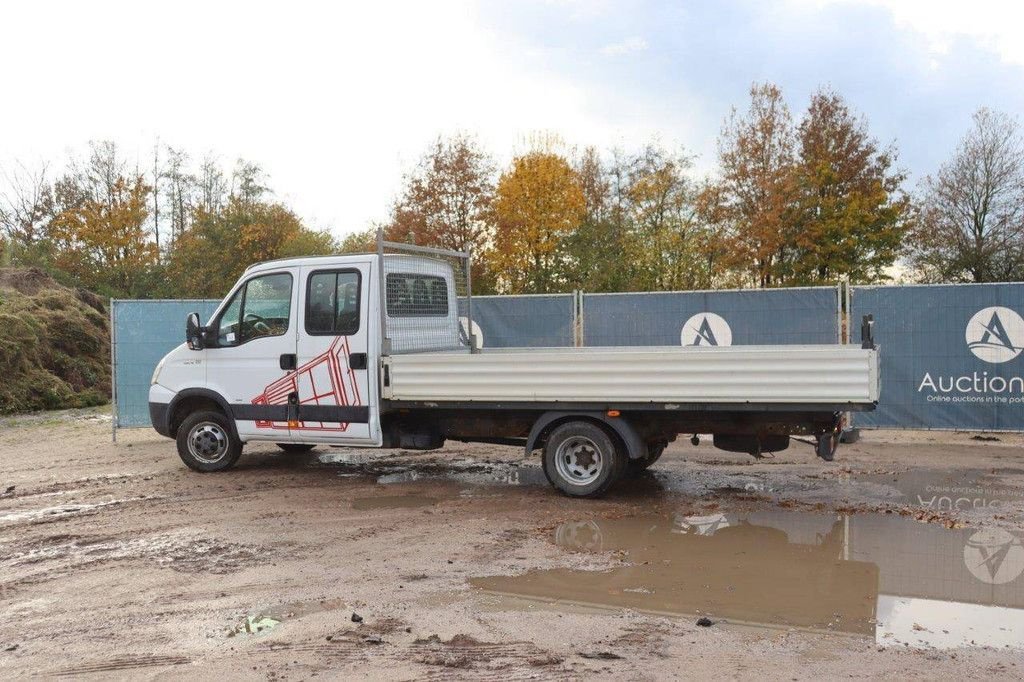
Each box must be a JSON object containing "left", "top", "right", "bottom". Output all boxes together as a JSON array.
[
  {"left": 110, "top": 299, "right": 117, "bottom": 443},
  {"left": 575, "top": 290, "right": 586, "bottom": 347}
]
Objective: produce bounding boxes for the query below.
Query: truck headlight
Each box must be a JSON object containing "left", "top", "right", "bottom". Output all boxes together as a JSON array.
[{"left": 151, "top": 357, "right": 167, "bottom": 385}]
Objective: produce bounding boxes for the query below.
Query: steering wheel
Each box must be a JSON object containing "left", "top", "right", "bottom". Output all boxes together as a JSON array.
[{"left": 244, "top": 312, "right": 272, "bottom": 334}]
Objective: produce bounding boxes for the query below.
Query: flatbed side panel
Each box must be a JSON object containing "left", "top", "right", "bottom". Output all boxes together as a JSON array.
[{"left": 387, "top": 346, "right": 879, "bottom": 404}]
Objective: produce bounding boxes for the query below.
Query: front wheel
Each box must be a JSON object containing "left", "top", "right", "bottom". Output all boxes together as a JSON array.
[
  {"left": 542, "top": 421, "right": 625, "bottom": 498},
  {"left": 277, "top": 443, "right": 316, "bottom": 454},
  {"left": 176, "top": 410, "right": 243, "bottom": 472}
]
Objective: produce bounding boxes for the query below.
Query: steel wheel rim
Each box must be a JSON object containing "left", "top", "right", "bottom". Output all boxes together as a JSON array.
[
  {"left": 188, "top": 422, "right": 229, "bottom": 463},
  {"left": 554, "top": 436, "right": 603, "bottom": 486}
]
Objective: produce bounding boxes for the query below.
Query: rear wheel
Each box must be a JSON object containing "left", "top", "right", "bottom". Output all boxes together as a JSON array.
[
  {"left": 542, "top": 421, "right": 625, "bottom": 498},
  {"left": 276, "top": 443, "right": 316, "bottom": 454},
  {"left": 176, "top": 410, "right": 243, "bottom": 472}
]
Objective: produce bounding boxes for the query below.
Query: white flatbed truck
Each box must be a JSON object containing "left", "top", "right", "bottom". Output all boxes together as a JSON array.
[{"left": 148, "top": 246, "right": 879, "bottom": 498}]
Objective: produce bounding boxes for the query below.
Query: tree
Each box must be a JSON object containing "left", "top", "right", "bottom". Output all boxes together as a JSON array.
[
  {"left": 198, "top": 155, "right": 229, "bottom": 215},
  {"left": 911, "top": 108, "right": 1024, "bottom": 282},
  {"left": 491, "top": 151, "right": 585, "bottom": 293},
  {"left": 0, "top": 161, "right": 54, "bottom": 265},
  {"left": 231, "top": 160, "right": 268, "bottom": 207},
  {"left": 560, "top": 146, "right": 632, "bottom": 292},
  {"left": 162, "top": 146, "right": 197, "bottom": 246},
  {"left": 623, "top": 143, "right": 711, "bottom": 290},
  {"left": 788, "top": 89, "right": 911, "bottom": 284},
  {"left": 339, "top": 227, "right": 377, "bottom": 253},
  {"left": 168, "top": 196, "right": 335, "bottom": 297},
  {"left": 50, "top": 176, "right": 157, "bottom": 297},
  {"left": 384, "top": 134, "right": 497, "bottom": 291},
  {"left": 711, "top": 83, "right": 798, "bottom": 287}
]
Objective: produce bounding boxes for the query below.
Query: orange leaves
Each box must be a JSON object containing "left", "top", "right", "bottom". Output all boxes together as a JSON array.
[
  {"left": 49, "top": 173, "right": 157, "bottom": 295},
  {"left": 492, "top": 151, "right": 585, "bottom": 294}
]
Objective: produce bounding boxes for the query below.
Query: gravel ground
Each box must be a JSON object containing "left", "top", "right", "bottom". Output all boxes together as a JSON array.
[{"left": 1, "top": 408, "right": 1023, "bottom": 680}]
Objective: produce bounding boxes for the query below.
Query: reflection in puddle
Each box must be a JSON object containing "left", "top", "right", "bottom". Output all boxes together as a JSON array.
[
  {"left": 857, "top": 468, "right": 1024, "bottom": 513},
  {"left": 352, "top": 494, "right": 438, "bottom": 510},
  {"left": 375, "top": 464, "right": 549, "bottom": 489},
  {"left": 473, "top": 510, "right": 1024, "bottom": 650}
]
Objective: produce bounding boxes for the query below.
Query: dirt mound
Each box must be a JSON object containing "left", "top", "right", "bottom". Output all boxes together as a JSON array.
[{"left": 0, "top": 267, "right": 109, "bottom": 413}]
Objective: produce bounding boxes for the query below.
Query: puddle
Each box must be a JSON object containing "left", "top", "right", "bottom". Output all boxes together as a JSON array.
[
  {"left": 472, "top": 509, "right": 1024, "bottom": 650},
  {"left": 375, "top": 464, "right": 549, "bottom": 489},
  {"left": 352, "top": 495, "right": 438, "bottom": 510},
  {"left": 854, "top": 468, "right": 1024, "bottom": 513},
  {"left": 0, "top": 498, "right": 144, "bottom": 524}
]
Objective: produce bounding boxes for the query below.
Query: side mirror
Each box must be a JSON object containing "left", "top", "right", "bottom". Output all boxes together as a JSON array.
[{"left": 186, "top": 312, "right": 205, "bottom": 350}]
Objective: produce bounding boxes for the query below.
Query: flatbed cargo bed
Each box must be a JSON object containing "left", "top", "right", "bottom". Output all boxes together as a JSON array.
[{"left": 383, "top": 344, "right": 879, "bottom": 408}]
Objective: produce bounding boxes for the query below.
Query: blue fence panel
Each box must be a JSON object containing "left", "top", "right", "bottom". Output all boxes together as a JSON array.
[
  {"left": 113, "top": 299, "right": 219, "bottom": 428},
  {"left": 472, "top": 294, "right": 575, "bottom": 347},
  {"left": 851, "top": 284, "right": 1024, "bottom": 431},
  {"left": 582, "top": 288, "right": 839, "bottom": 346}
]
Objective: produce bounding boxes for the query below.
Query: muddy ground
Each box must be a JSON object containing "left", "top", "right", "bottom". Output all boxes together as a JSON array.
[{"left": 2, "top": 409, "right": 1023, "bottom": 680}]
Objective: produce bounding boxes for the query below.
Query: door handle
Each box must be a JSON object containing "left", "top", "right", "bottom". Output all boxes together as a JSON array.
[
  {"left": 280, "top": 353, "right": 297, "bottom": 371},
  {"left": 349, "top": 352, "right": 367, "bottom": 370}
]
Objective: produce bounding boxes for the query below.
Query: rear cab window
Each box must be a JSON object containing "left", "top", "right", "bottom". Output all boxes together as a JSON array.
[{"left": 386, "top": 273, "right": 448, "bottom": 317}]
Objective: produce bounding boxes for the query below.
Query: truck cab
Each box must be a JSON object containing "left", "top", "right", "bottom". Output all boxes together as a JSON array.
[{"left": 150, "top": 254, "right": 461, "bottom": 466}]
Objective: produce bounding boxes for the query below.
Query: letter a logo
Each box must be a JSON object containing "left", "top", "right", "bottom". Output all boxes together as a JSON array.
[
  {"left": 682, "top": 313, "right": 732, "bottom": 347},
  {"left": 966, "top": 307, "right": 1024, "bottom": 363}
]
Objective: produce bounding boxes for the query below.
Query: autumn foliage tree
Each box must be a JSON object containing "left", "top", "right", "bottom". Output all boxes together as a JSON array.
[
  {"left": 788, "top": 89, "right": 911, "bottom": 284},
  {"left": 712, "top": 83, "right": 799, "bottom": 287},
  {"left": 707, "top": 83, "right": 911, "bottom": 287},
  {"left": 384, "top": 135, "right": 497, "bottom": 290},
  {"left": 47, "top": 143, "right": 158, "bottom": 297},
  {"left": 623, "top": 144, "right": 713, "bottom": 290},
  {"left": 169, "top": 194, "right": 335, "bottom": 297},
  {"left": 492, "top": 151, "right": 585, "bottom": 293},
  {"left": 911, "top": 108, "right": 1024, "bottom": 282}
]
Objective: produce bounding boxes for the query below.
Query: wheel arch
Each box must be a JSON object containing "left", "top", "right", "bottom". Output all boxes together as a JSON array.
[
  {"left": 167, "top": 388, "right": 237, "bottom": 440},
  {"left": 525, "top": 411, "right": 646, "bottom": 461}
]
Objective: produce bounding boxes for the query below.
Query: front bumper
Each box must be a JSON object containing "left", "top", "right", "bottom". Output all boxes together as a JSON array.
[{"left": 149, "top": 402, "right": 171, "bottom": 437}]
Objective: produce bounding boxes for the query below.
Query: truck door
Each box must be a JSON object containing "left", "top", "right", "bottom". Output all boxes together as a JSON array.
[
  {"left": 204, "top": 269, "right": 299, "bottom": 443},
  {"left": 293, "top": 261, "right": 380, "bottom": 445}
]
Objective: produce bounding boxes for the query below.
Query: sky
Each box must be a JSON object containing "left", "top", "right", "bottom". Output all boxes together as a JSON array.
[{"left": 1, "top": 0, "right": 1022, "bottom": 239}]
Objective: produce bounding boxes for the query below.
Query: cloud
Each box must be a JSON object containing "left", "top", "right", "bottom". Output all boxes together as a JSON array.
[
  {"left": 1, "top": 0, "right": 1022, "bottom": 238},
  {"left": 600, "top": 36, "right": 649, "bottom": 56}
]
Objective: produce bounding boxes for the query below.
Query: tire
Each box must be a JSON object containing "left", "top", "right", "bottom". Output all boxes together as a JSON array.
[
  {"left": 542, "top": 421, "right": 625, "bottom": 498},
  {"left": 276, "top": 443, "right": 316, "bottom": 454},
  {"left": 816, "top": 432, "right": 839, "bottom": 462},
  {"left": 176, "top": 410, "right": 243, "bottom": 472},
  {"left": 626, "top": 441, "right": 667, "bottom": 476}
]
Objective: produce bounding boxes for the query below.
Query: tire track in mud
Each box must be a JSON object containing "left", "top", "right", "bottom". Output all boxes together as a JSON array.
[
  {"left": 252, "top": 632, "right": 574, "bottom": 680},
  {"left": 50, "top": 654, "right": 191, "bottom": 676}
]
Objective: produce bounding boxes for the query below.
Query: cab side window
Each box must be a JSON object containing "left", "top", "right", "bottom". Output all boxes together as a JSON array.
[
  {"left": 306, "top": 270, "right": 361, "bottom": 335},
  {"left": 215, "top": 272, "right": 293, "bottom": 347}
]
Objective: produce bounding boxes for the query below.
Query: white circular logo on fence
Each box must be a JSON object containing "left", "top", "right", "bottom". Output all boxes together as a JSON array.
[
  {"left": 681, "top": 313, "right": 732, "bottom": 347},
  {"left": 459, "top": 317, "right": 484, "bottom": 349},
  {"left": 965, "top": 307, "right": 1024, "bottom": 363},
  {"left": 963, "top": 529, "right": 1024, "bottom": 585}
]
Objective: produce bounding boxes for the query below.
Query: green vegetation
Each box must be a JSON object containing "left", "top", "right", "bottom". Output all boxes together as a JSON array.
[{"left": 0, "top": 268, "right": 109, "bottom": 413}]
